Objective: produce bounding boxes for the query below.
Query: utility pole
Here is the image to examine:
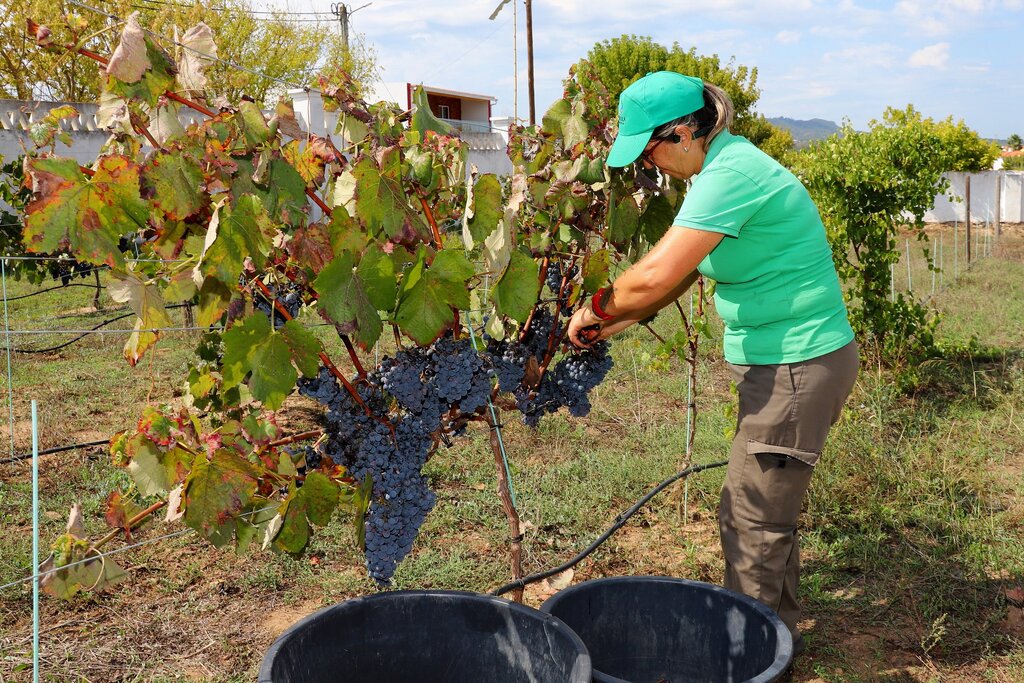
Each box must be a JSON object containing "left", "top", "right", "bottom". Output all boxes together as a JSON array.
[
  {"left": 331, "top": 3, "right": 371, "bottom": 52},
  {"left": 525, "top": 0, "right": 535, "bottom": 125},
  {"left": 331, "top": 3, "right": 349, "bottom": 50}
]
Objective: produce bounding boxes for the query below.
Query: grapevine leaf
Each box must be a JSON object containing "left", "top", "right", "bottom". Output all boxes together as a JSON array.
[
  {"left": 106, "top": 13, "right": 150, "bottom": 83},
  {"left": 197, "top": 277, "right": 233, "bottom": 327},
  {"left": 105, "top": 18, "right": 177, "bottom": 106},
  {"left": 328, "top": 206, "right": 370, "bottom": 255},
  {"left": 639, "top": 193, "right": 675, "bottom": 244},
  {"left": 143, "top": 150, "right": 204, "bottom": 220},
  {"left": 221, "top": 312, "right": 271, "bottom": 391},
  {"left": 241, "top": 413, "right": 281, "bottom": 446},
  {"left": 273, "top": 472, "right": 340, "bottom": 554},
  {"left": 356, "top": 248, "right": 399, "bottom": 311},
  {"left": 332, "top": 168, "right": 356, "bottom": 212},
  {"left": 107, "top": 268, "right": 174, "bottom": 366},
  {"left": 395, "top": 248, "right": 474, "bottom": 345},
  {"left": 563, "top": 101, "right": 589, "bottom": 149},
  {"left": 164, "top": 269, "right": 198, "bottom": 303},
  {"left": 410, "top": 85, "right": 453, "bottom": 136},
  {"left": 184, "top": 449, "right": 258, "bottom": 547},
  {"left": 313, "top": 252, "right": 383, "bottom": 349},
  {"left": 608, "top": 194, "right": 640, "bottom": 245},
  {"left": 288, "top": 221, "right": 335, "bottom": 274},
  {"left": 104, "top": 491, "right": 144, "bottom": 538},
  {"left": 176, "top": 22, "right": 216, "bottom": 95},
  {"left": 541, "top": 98, "right": 571, "bottom": 136},
  {"left": 249, "top": 332, "right": 296, "bottom": 410},
  {"left": 235, "top": 504, "right": 278, "bottom": 554},
  {"left": 238, "top": 101, "right": 272, "bottom": 150},
  {"left": 196, "top": 194, "right": 275, "bottom": 288},
  {"left": 582, "top": 248, "right": 611, "bottom": 293},
  {"left": 337, "top": 113, "right": 369, "bottom": 146},
  {"left": 467, "top": 174, "right": 503, "bottom": 244},
  {"left": 40, "top": 545, "right": 127, "bottom": 599},
  {"left": 146, "top": 101, "right": 185, "bottom": 144},
  {"left": 280, "top": 320, "right": 322, "bottom": 378},
  {"left": 272, "top": 98, "right": 305, "bottom": 139},
  {"left": 282, "top": 140, "right": 326, "bottom": 187},
  {"left": 491, "top": 249, "right": 540, "bottom": 323},
  {"left": 233, "top": 156, "right": 308, "bottom": 227},
  {"left": 126, "top": 437, "right": 171, "bottom": 496},
  {"left": 352, "top": 156, "right": 430, "bottom": 243},
  {"left": 24, "top": 155, "right": 147, "bottom": 268},
  {"left": 483, "top": 215, "right": 513, "bottom": 276}
]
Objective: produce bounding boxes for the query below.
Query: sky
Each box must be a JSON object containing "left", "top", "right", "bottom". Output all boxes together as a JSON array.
[{"left": 292, "top": 0, "right": 1024, "bottom": 139}]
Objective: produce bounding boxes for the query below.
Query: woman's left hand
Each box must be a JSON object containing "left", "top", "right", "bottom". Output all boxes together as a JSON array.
[{"left": 567, "top": 306, "right": 604, "bottom": 349}]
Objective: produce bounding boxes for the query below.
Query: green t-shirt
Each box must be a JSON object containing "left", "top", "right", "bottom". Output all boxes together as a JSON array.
[{"left": 673, "top": 131, "right": 854, "bottom": 365}]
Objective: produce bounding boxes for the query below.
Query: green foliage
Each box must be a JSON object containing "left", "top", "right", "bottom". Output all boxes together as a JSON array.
[
  {"left": 580, "top": 35, "right": 790, "bottom": 158},
  {"left": 793, "top": 108, "right": 951, "bottom": 365},
  {"left": 1008, "top": 133, "right": 1022, "bottom": 151},
  {"left": 884, "top": 105, "right": 1000, "bottom": 171},
  {"left": 1003, "top": 154, "right": 1024, "bottom": 170}
]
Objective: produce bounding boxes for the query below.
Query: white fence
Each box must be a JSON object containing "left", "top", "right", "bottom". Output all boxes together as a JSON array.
[{"left": 925, "top": 171, "right": 1024, "bottom": 223}]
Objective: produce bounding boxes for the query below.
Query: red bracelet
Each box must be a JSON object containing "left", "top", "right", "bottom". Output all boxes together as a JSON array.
[{"left": 590, "top": 287, "right": 614, "bottom": 321}]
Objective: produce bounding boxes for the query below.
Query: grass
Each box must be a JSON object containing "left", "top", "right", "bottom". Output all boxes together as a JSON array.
[{"left": 1, "top": 228, "right": 1023, "bottom": 681}]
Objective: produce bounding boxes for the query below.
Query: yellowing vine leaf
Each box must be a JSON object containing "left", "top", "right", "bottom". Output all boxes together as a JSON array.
[
  {"left": 108, "top": 268, "right": 173, "bottom": 366},
  {"left": 273, "top": 472, "right": 340, "bottom": 554},
  {"left": 24, "top": 155, "right": 147, "bottom": 269},
  {"left": 313, "top": 251, "right": 383, "bottom": 349},
  {"left": 184, "top": 449, "right": 258, "bottom": 547}
]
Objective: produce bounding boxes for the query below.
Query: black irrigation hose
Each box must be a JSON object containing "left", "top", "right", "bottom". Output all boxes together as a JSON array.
[
  {"left": 0, "top": 439, "right": 109, "bottom": 465},
  {"left": 12, "top": 303, "right": 191, "bottom": 354},
  {"left": 4, "top": 281, "right": 106, "bottom": 302},
  {"left": 491, "top": 459, "right": 729, "bottom": 597}
]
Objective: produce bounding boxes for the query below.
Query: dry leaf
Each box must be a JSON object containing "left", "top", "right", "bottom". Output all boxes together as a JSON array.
[{"left": 107, "top": 13, "right": 151, "bottom": 83}]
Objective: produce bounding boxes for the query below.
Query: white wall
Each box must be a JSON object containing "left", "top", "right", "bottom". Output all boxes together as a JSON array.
[{"left": 925, "top": 171, "right": 1024, "bottom": 223}]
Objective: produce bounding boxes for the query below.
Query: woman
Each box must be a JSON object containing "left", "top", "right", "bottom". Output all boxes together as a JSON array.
[{"left": 568, "top": 71, "right": 859, "bottom": 653}]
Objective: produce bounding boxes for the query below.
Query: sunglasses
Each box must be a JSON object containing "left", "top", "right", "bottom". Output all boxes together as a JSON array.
[{"left": 639, "top": 133, "right": 681, "bottom": 165}]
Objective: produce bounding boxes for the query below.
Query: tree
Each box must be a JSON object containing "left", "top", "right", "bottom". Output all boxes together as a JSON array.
[
  {"left": 884, "top": 105, "right": 1000, "bottom": 171},
  {"left": 1, "top": 0, "right": 376, "bottom": 104},
  {"left": 792, "top": 108, "right": 952, "bottom": 364},
  {"left": 580, "top": 35, "right": 792, "bottom": 160},
  {"left": 1007, "top": 133, "right": 1022, "bottom": 151}
]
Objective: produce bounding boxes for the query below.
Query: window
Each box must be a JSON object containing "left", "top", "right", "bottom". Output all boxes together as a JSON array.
[{"left": 438, "top": 104, "right": 450, "bottom": 119}]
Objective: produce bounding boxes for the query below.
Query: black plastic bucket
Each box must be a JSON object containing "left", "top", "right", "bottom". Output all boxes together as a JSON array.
[
  {"left": 259, "top": 590, "right": 593, "bottom": 683},
  {"left": 540, "top": 576, "right": 792, "bottom": 683}
]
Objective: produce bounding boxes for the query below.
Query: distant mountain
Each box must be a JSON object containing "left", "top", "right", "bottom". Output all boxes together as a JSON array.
[{"left": 767, "top": 117, "right": 841, "bottom": 147}]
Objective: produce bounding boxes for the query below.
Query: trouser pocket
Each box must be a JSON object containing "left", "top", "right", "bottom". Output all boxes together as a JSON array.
[{"left": 730, "top": 440, "right": 819, "bottom": 527}]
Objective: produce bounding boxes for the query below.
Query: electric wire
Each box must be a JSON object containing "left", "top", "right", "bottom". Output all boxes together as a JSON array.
[
  {"left": 0, "top": 439, "right": 109, "bottom": 466},
  {"left": 491, "top": 459, "right": 729, "bottom": 596}
]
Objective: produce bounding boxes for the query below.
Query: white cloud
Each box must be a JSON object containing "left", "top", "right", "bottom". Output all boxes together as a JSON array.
[
  {"left": 823, "top": 44, "right": 900, "bottom": 69},
  {"left": 908, "top": 42, "right": 951, "bottom": 68},
  {"left": 775, "top": 30, "right": 801, "bottom": 44}
]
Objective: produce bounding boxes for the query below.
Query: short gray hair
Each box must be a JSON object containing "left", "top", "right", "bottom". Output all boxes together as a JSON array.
[{"left": 652, "top": 83, "right": 735, "bottom": 150}]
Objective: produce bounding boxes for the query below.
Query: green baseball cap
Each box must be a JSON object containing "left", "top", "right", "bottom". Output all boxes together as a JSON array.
[{"left": 606, "top": 71, "right": 705, "bottom": 167}]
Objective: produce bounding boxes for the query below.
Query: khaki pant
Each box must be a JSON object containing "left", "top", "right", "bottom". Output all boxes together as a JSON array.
[{"left": 719, "top": 340, "right": 859, "bottom": 637}]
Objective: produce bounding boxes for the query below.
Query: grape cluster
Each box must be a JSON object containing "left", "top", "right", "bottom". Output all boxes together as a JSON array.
[
  {"left": 253, "top": 284, "right": 303, "bottom": 329},
  {"left": 293, "top": 306, "right": 613, "bottom": 583}
]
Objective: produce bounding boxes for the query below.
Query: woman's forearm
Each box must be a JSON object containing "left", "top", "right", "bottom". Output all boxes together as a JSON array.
[{"left": 600, "top": 227, "right": 722, "bottom": 318}]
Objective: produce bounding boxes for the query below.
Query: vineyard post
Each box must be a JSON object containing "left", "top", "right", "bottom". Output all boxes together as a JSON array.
[
  {"left": 965, "top": 175, "right": 972, "bottom": 265},
  {"left": 954, "top": 220, "right": 959, "bottom": 279},
  {"left": 30, "top": 400, "right": 38, "bottom": 683},
  {"left": 486, "top": 410, "right": 524, "bottom": 602},
  {"left": 995, "top": 172, "right": 1002, "bottom": 239},
  {"left": 2, "top": 258, "right": 15, "bottom": 458}
]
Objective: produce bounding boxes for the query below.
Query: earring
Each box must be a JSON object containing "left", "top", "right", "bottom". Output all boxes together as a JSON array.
[{"left": 684, "top": 146, "right": 690, "bottom": 152}]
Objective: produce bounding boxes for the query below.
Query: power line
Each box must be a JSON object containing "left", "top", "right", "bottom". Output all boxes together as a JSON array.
[{"left": 114, "top": 0, "right": 335, "bottom": 16}]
